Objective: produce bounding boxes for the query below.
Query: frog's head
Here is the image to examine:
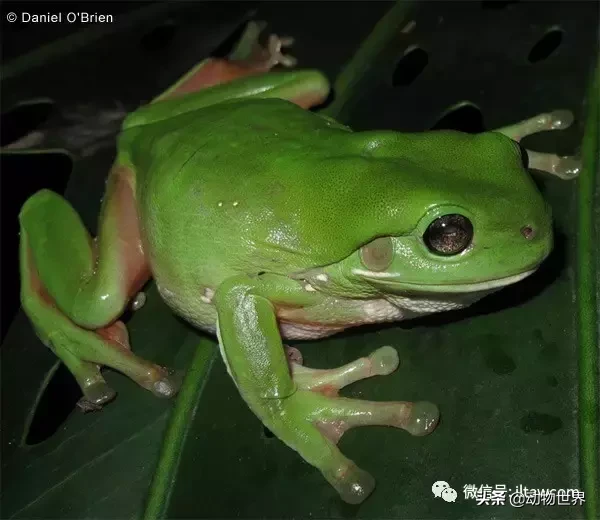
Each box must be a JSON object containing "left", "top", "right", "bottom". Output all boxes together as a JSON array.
[{"left": 304, "top": 130, "right": 553, "bottom": 299}]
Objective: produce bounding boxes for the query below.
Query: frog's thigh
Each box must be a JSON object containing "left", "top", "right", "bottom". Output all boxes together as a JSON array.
[
  {"left": 19, "top": 166, "right": 179, "bottom": 406},
  {"left": 215, "top": 277, "right": 438, "bottom": 504}
]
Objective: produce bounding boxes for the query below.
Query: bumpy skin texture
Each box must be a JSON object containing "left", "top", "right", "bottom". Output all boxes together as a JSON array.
[{"left": 19, "top": 24, "right": 561, "bottom": 504}]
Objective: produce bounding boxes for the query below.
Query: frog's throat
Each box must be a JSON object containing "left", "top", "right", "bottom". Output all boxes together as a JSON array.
[{"left": 356, "top": 268, "right": 537, "bottom": 294}]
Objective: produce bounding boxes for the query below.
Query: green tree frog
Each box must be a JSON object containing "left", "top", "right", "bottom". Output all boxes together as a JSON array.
[{"left": 18, "top": 21, "right": 580, "bottom": 504}]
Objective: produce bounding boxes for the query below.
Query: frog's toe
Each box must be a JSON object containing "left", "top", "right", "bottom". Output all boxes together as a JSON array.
[
  {"left": 403, "top": 401, "right": 440, "bottom": 436},
  {"left": 150, "top": 368, "right": 183, "bottom": 399},
  {"left": 285, "top": 345, "right": 303, "bottom": 366},
  {"left": 267, "top": 34, "right": 297, "bottom": 68},
  {"left": 130, "top": 291, "right": 146, "bottom": 311},
  {"left": 526, "top": 150, "right": 581, "bottom": 179},
  {"left": 291, "top": 346, "right": 401, "bottom": 395},
  {"left": 547, "top": 109, "right": 574, "bottom": 130},
  {"left": 495, "top": 109, "right": 576, "bottom": 141},
  {"left": 227, "top": 20, "right": 297, "bottom": 70},
  {"left": 315, "top": 397, "right": 440, "bottom": 442},
  {"left": 368, "top": 345, "right": 399, "bottom": 376},
  {"left": 77, "top": 381, "right": 117, "bottom": 412},
  {"left": 326, "top": 463, "right": 375, "bottom": 505},
  {"left": 552, "top": 155, "right": 581, "bottom": 179}
]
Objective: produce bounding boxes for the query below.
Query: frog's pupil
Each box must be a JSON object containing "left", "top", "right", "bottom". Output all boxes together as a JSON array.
[{"left": 424, "top": 214, "right": 473, "bottom": 255}]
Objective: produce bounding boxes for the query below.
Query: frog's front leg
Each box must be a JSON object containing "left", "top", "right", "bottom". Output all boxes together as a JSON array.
[
  {"left": 215, "top": 275, "right": 438, "bottom": 504},
  {"left": 494, "top": 110, "right": 581, "bottom": 179},
  {"left": 19, "top": 166, "right": 181, "bottom": 410}
]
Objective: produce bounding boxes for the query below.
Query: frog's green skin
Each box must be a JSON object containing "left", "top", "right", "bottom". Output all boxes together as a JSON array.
[
  {"left": 18, "top": 27, "right": 576, "bottom": 504},
  {"left": 119, "top": 90, "right": 552, "bottom": 341}
]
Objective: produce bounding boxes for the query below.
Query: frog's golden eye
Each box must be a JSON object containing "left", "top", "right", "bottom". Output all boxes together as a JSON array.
[
  {"left": 424, "top": 214, "right": 473, "bottom": 256},
  {"left": 360, "top": 237, "right": 394, "bottom": 271}
]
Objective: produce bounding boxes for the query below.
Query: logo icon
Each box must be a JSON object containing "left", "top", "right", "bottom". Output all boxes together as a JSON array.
[
  {"left": 442, "top": 487, "right": 458, "bottom": 502},
  {"left": 432, "top": 481, "right": 457, "bottom": 502}
]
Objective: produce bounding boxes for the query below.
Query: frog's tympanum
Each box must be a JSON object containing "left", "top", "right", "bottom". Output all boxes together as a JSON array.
[{"left": 19, "top": 22, "right": 579, "bottom": 503}]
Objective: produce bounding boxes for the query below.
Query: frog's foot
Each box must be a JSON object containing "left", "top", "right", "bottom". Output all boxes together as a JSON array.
[
  {"left": 74, "top": 321, "right": 183, "bottom": 402},
  {"left": 494, "top": 109, "right": 581, "bottom": 180},
  {"left": 291, "top": 346, "right": 439, "bottom": 438},
  {"left": 39, "top": 317, "right": 182, "bottom": 412},
  {"left": 228, "top": 20, "right": 297, "bottom": 70},
  {"left": 271, "top": 347, "right": 439, "bottom": 503},
  {"left": 150, "top": 19, "right": 303, "bottom": 103}
]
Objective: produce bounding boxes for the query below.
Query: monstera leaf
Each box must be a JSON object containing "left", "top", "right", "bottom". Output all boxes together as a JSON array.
[{"left": 1, "top": 1, "right": 598, "bottom": 519}]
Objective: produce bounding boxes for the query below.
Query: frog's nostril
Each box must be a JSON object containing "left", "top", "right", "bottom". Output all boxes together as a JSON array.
[{"left": 521, "top": 226, "right": 536, "bottom": 240}]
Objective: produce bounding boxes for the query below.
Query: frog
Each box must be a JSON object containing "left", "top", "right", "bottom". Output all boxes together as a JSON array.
[{"left": 18, "top": 20, "right": 580, "bottom": 504}]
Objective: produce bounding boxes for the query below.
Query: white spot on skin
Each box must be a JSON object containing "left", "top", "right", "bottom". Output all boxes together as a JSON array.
[
  {"left": 304, "top": 283, "right": 316, "bottom": 292},
  {"left": 233, "top": 201, "right": 239, "bottom": 207},
  {"left": 200, "top": 287, "right": 215, "bottom": 304},
  {"left": 218, "top": 202, "right": 223, "bottom": 207},
  {"left": 315, "top": 273, "right": 329, "bottom": 283}
]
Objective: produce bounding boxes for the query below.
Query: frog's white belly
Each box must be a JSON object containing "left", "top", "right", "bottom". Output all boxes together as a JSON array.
[
  {"left": 276, "top": 294, "right": 474, "bottom": 340},
  {"left": 156, "top": 280, "right": 480, "bottom": 341}
]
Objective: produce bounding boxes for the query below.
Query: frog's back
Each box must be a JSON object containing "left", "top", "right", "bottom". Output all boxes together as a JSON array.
[
  {"left": 117, "top": 99, "right": 369, "bottom": 283},
  {"left": 117, "top": 98, "right": 501, "bottom": 287}
]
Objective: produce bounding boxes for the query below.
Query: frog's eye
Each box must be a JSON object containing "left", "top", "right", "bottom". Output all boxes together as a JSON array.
[
  {"left": 424, "top": 214, "right": 473, "bottom": 256},
  {"left": 360, "top": 237, "right": 394, "bottom": 271}
]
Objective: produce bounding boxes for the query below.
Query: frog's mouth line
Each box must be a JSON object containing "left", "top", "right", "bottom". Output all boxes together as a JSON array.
[{"left": 360, "top": 268, "right": 538, "bottom": 294}]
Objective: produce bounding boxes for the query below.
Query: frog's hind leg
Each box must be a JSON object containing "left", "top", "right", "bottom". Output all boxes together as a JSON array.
[
  {"left": 494, "top": 109, "right": 581, "bottom": 179},
  {"left": 152, "top": 20, "right": 298, "bottom": 103},
  {"left": 19, "top": 166, "right": 181, "bottom": 410}
]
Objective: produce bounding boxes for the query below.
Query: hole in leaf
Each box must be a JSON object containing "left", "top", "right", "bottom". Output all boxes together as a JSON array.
[
  {"left": 0, "top": 99, "right": 53, "bottom": 147},
  {"left": 140, "top": 20, "right": 177, "bottom": 52},
  {"left": 0, "top": 152, "right": 72, "bottom": 340},
  {"left": 263, "top": 426, "right": 275, "bottom": 439},
  {"left": 392, "top": 46, "right": 428, "bottom": 86},
  {"left": 528, "top": 27, "right": 563, "bottom": 63},
  {"left": 431, "top": 102, "right": 485, "bottom": 133},
  {"left": 481, "top": 0, "right": 520, "bottom": 9},
  {"left": 26, "top": 363, "right": 83, "bottom": 445}
]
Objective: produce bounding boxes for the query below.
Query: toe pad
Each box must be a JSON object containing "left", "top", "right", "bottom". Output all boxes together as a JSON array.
[
  {"left": 330, "top": 464, "right": 376, "bottom": 505},
  {"left": 369, "top": 346, "right": 400, "bottom": 376},
  {"left": 151, "top": 369, "right": 183, "bottom": 398},
  {"left": 405, "top": 401, "right": 440, "bottom": 436}
]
